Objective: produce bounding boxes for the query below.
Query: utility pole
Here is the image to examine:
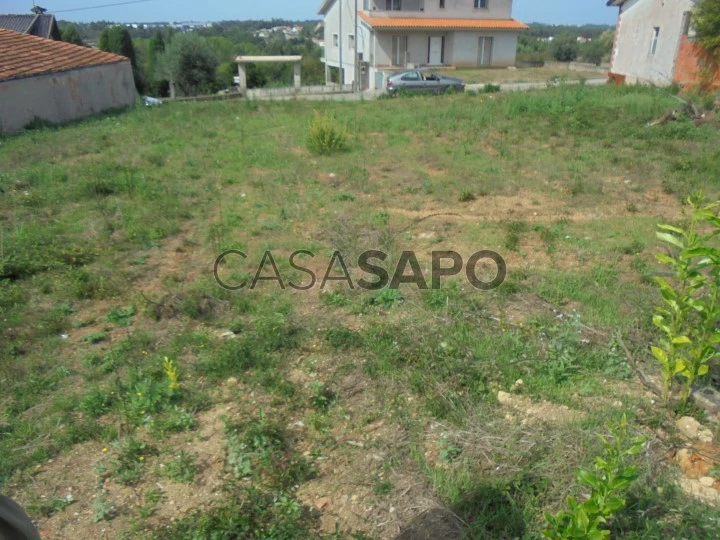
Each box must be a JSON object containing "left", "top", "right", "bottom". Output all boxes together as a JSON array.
[
  {"left": 339, "top": 0, "right": 343, "bottom": 85},
  {"left": 354, "top": 0, "right": 359, "bottom": 92}
]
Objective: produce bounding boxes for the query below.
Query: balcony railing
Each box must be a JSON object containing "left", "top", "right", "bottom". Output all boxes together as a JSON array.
[{"left": 369, "top": 0, "right": 424, "bottom": 12}]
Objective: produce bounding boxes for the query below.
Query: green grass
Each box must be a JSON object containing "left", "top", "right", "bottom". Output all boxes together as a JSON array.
[{"left": 1, "top": 84, "right": 720, "bottom": 537}]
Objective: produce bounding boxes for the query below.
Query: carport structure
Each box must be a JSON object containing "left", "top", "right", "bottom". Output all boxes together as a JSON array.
[{"left": 235, "top": 55, "right": 302, "bottom": 97}]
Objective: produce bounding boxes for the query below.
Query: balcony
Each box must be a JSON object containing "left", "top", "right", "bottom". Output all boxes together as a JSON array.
[{"left": 368, "top": 0, "right": 425, "bottom": 13}]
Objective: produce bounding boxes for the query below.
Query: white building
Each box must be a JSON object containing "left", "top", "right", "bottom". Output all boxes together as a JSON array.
[
  {"left": 318, "top": 0, "right": 527, "bottom": 89},
  {"left": 607, "top": 0, "right": 697, "bottom": 85}
]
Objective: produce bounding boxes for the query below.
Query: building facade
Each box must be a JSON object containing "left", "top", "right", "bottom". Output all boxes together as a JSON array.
[
  {"left": 319, "top": 0, "right": 527, "bottom": 89},
  {"left": 608, "top": 0, "right": 719, "bottom": 88}
]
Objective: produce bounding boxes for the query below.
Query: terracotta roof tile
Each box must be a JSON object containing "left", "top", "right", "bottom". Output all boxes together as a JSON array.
[
  {"left": 358, "top": 13, "right": 528, "bottom": 31},
  {"left": 0, "top": 28, "right": 128, "bottom": 82}
]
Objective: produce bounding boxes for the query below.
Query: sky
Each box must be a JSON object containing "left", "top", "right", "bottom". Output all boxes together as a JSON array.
[{"left": 2, "top": 1, "right": 618, "bottom": 26}]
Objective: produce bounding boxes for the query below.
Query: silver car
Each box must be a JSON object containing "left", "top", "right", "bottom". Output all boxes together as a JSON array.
[{"left": 386, "top": 70, "right": 466, "bottom": 95}]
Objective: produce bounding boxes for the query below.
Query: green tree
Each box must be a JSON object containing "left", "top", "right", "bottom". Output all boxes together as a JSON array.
[
  {"left": 581, "top": 39, "right": 610, "bottom": 66},
  {"left": 157, "top": 34, "right": 219, "bottom": 97},
  {"left": 146, "top": 30, "right": 169, "bottom": 96},
  {"left": 694, "top": 0, "right": 720, "bottom": 59},
  {"left": 551, "top": 33, "right": 579, "bottom": 62},
  {"left": 61, "top": 24, "right": 84, "bottom": 46},
  {"left": 99, "top": 26, "right": 145, "bottom": 93}
]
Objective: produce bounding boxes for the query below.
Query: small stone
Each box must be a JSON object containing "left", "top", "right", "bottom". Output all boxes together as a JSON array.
[
  {"left": 315, "top": 497, "right": 331, "bottom": 510},
  {"left": 676, "top": 416, "right": 702, "bottom": 439},
  {"left": 498, "top": 391, "right": 512, "bottom": 404},
  {"left": 226, "top": 377, "right": 239, "bottom": 386},
  {"left": 676, "top": 416, "right": 713, "bottom": 442},
  {"left": 699, "top": 477, "right": 715, "bottom": 487}
]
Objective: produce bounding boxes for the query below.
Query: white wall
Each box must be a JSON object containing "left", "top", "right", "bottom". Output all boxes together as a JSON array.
[
  {"left": 368, "top": 0, "right": 513, "bottom": 19},
  {"left": 0, "top": 61, "right": 136, "bottom": 134},
  {"left": 323, "top": 0, "right": 373, "bottom": 84},
  {"left": 610, "top": 0, "right": 695, "bottom": 85},
  {"left": 451, "top": 31, "right": 517, "bottom": 66}
]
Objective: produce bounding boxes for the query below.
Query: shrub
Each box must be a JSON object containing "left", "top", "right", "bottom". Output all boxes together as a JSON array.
[
  {"left": 543, "top": 415, "right": 646, "bottom": 539},
  {"left": 551, "top": 34, "right": 579, "bottom": 62},
  {"left": 306, "top": 112, "right": 348, "bottom": 155}
]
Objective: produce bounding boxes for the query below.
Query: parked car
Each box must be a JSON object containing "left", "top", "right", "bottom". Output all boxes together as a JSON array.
[{"left": 386, "top": 70, "right": 465, "bottom": 95}]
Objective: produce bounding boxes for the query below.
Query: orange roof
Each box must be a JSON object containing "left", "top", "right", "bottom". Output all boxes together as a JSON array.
[
  {"left": 358, "top": 13, "right": 528, "bottom": 31},
  {"left": 0, "top": 28, "right": 128, "bottom": 82}
]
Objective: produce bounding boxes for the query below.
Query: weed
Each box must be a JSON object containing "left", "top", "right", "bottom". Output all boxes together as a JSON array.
[
  {"left": 106, "top": 305, "right": 136, "bottom": 327},
  {"left": 306, "top": 112, "right": 348, "bottom": 155},
  {"left": 138, "top": 488, "right": 165, "bottom": 519},
  {"left": 369, "top": 289, "right": 404, "bottom": 308},
  {"left": 92, "top": 492, "right": 115, "bottom": 522},
  {"left": 161, "top": 451, "right": 197, "bottom": 483},
  {"left": 310, "top": 382, "right": 338, "bottom": 411},
  {"left": 109, "top": 438, "right": 157, "bottom": 486},
  {"left": 83, "top": 331, "right": 108, "bottom": 344},
  {"left": 459, "top": 190, "right": 476, "bottom": 202},
  {"left": 325, "top": 327, "right": 363, "bottom": 349}
]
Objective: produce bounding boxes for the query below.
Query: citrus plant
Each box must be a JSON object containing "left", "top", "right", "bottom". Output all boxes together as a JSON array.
[
  {"left": 543, "top": 415, "right": 646, "bottom": 539},
  {"left": 651, "top": 193, "right": 720, "bottom": 404}
]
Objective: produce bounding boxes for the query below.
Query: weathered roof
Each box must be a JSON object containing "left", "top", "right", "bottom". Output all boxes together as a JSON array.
[
  {"left": 358, "top": 14, "right": 529, "bottom": 31},
  {"left": 0, "top": 28, "right": 128, "bottom": 83},
  {"left": 0, "top": 14, "right": 61, "bottom": 40}
]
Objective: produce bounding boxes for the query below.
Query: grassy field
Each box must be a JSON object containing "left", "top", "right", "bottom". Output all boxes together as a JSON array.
[
  {"left": 1, "top": 84, "right": 720, "bottom": 538},
  {"left": 432, "top": 64, "right": 605, "bottom": 84}
]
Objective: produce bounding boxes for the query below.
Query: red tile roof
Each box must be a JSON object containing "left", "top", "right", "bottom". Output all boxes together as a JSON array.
[
  {"left": 359, "top": 13, "right": 529, "bottom": 31},
  {"left": 0, "top": 28, "right": 128, "bottom": 82}
]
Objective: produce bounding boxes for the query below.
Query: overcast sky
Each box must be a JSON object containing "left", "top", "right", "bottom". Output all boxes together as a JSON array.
[{"left": 3, "top": 1, "right": 618, "bottom": 25}]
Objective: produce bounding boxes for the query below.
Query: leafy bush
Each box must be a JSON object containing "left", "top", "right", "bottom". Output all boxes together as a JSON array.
[
  {"left": 651, "top": 193, "right": 720, "bottom": 405},
  {"left": 306, "top": 112, "right": 348, "bottom": 156},
  {"left": 543, "top": 415, "right": 646, "bottom": 539},
  {"left": 551, "top": 34, "right": 579, "bottom": 62}
]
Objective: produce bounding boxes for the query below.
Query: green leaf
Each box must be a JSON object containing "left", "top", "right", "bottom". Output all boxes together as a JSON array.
[
  {"left": 675, "top": 358, "right": 688, "bottom": 375},
  {"left": 657, "top": 224, "right": 685, "bottom": 234},
  {"left": 651, "top": 346, "right": 669, "bottom": 367},
  {"left": 672, "top": 336, "right": 692, "bottom": 345},
  {"left": 657, "top": 232, "right": 684, "bottom": 249},
  {"left": 699, "top": 364, "right": 710, "bottom": 376}
]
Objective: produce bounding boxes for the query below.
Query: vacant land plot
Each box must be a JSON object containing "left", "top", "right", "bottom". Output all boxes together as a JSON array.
[
  {"left": 1, "top": 84, "right": 720, "bottom": 538},
  {"left": 432, "top": 64, "right": 604, "bottom": 84}
]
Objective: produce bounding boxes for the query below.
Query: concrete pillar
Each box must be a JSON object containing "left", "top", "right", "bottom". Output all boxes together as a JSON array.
[
  {"left": 237, "top": 63, "right": 247, "bottom": 96},
  {"left": 293, "top": 61, "right": 301, "bottom": 92}
]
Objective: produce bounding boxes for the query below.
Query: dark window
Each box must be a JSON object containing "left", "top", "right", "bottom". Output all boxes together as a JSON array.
[
  {"left": 402, "top": 71, "right": 421, "bottom": 81},
  {"left": 440, "top": 0, "right": 445, "bottom": 8},
  {"left": 474, "top": 0, "right": 488, "bottom": 8},
  {"left": 681, "top": 11, "right": 691, "bottom": 35}
]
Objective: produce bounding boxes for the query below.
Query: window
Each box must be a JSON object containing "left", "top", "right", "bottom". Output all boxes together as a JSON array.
[
  {"left": 650, "top": 27, "right": 659, "bottom": 54},
  {"left": 386, "top": 0, "right": 401, "bottom": 10},
  {"left": 439, "top": 0, "right": 445, "bottom": 7},
  {"left": 392, "top": 35, "right": 409, "bottom": 66},
  {"left": 349, "top": 34, "right": 355, "bottom": 50},
  {"left": 681, "top": 11, "right": 691, "bottom": 36},
  {"left": 401, "top": 71, "right": 420, "bottom": 81},
  {"left": 333, "top": 33, "right": 339, "bottom": 48},
  {"left": 474, "top": 0, "right": 488, "bottom": 8}
]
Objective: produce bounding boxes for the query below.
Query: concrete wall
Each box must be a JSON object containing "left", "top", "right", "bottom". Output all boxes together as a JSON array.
[
  {"left": 368, "top": 0, "right": 513, "bottom": 19},
  {"left": 610, "top": 0, "right": 695, "bottom": 85},
  {"left": 0, "top": 60, "right": 135, "bottom": 134}
]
